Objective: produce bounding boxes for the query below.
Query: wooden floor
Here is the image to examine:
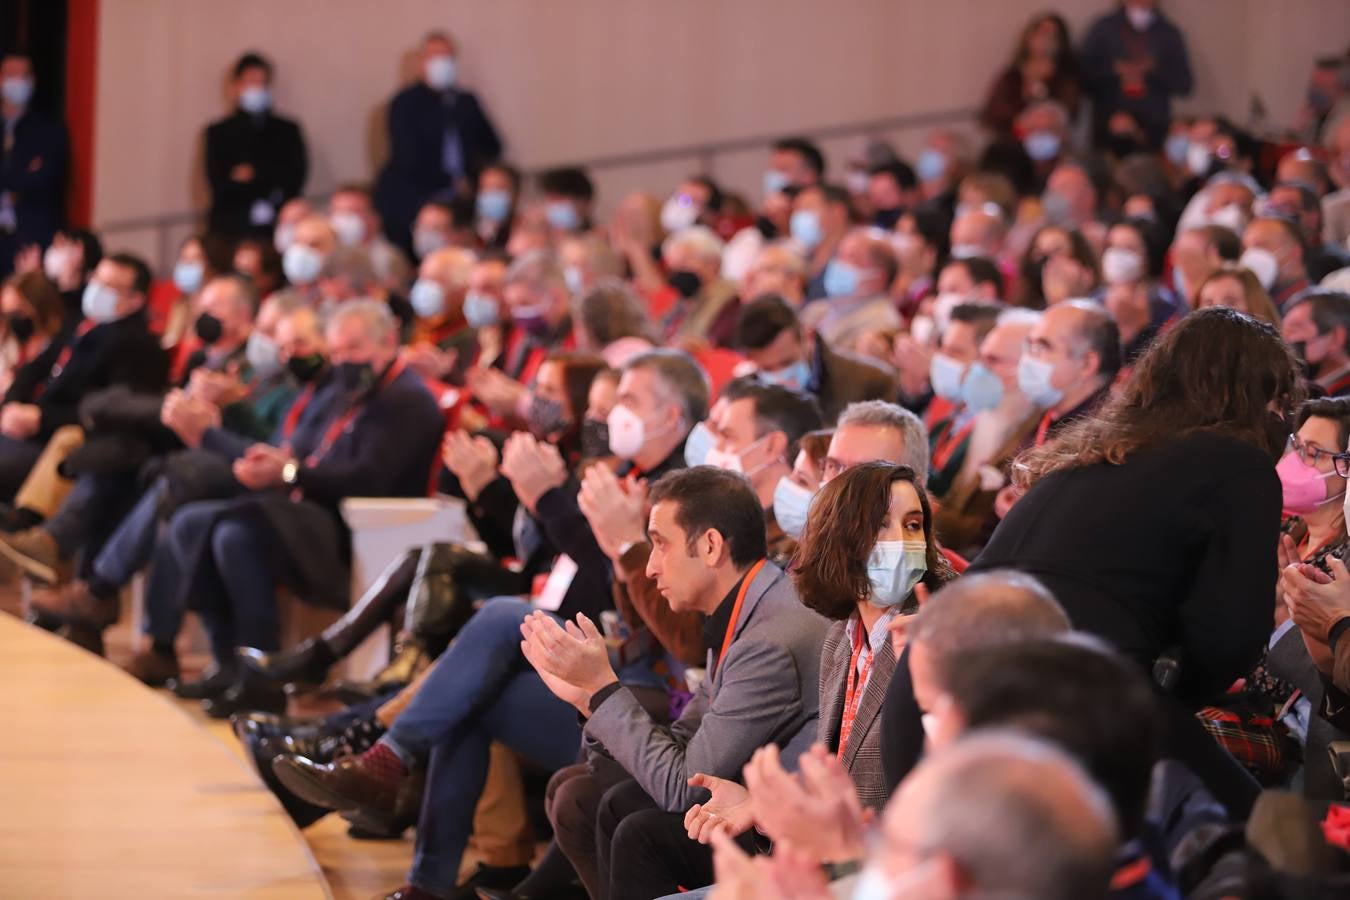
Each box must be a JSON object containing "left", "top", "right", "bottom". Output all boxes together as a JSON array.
[{"left": 0, "top": 586, "right": 417, "bottom": 900}]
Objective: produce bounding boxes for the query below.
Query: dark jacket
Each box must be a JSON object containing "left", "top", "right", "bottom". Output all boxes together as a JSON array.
[
  {"left": 813, "top": 340, "right": 897, "bottom": 425},
  {"left": 973, "top": 431, "right": 1281, "bottom": 704},
  {"left": 190, "top": 363, "right": 444, "bottom": 609},
  {"left": 1080, "top": 7, "right": 1192, "bottom": 146},
  {"left": 374, "top": 83, "right": 501, "bottom": 251},
  {"left": 0, "top": 106, "right": 68, "bottom": 255},
  {"left": 204, "top": 109, "right": 308, "bottom": 237},
  {"left": 9, "top": 310, "right": 168, "bottom": 443}
]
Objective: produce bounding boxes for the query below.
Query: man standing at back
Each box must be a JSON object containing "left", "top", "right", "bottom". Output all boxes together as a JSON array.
[
  {"left": 522, "top": 467, "right": 828, "bottom": 900},
  {"left": 375, "top": 31, "right": 502, "bottom": 254},
  {"left": 0, "top": 51, "right": 67, "bottom": 278}
]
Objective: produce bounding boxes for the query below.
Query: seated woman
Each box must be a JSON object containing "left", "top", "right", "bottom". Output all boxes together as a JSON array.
[
  {"left": 680, "top": 461, "right": 956, "bottom": 841},
  {"left": 1194, "top": 264, "right": 1282, "bottom": 327},
  {"left": 1014, "top": 224, "right": 1100, "bottom": 309},
  {"left": 0, "top": 271, "right": 70, "bottom": 400},
  {"left": 973, "top": 307, "right": 1303, "bottom": 817},
  {"left": 771, "top": 427, "right": 832, "bottom": 542}
]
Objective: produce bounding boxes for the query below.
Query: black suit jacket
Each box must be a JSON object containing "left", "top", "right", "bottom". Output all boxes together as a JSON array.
[
  {"left": 375, "top": 84, "right": 501, "bottom": 250},
  {"left": 9, "top": 310, "right": 168, "bottom": 442},
  {"left": 0, "top": 107, "right": 68, "bottom": 249},
  {"left": 204, "top": 110, "right": 308, "bottom": 236}
]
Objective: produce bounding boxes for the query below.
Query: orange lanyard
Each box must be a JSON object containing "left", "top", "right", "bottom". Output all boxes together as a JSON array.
[
  {"left": 716, "top": 559, "right": 767, "bottom": 670},
  {"left": 1034, "top": 410, "right": 1056, "bottom": 447},
  {"left": 931, "top": 417, "right": 974, "bottom": 473},
  {"left": 837, "top": 621, "right": 875, "bottom": 758}
]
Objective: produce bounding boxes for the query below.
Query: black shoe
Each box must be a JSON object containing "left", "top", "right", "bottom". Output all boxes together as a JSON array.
[
  {"left": 444, "top": 865, "right": 532, "bottom": 900},
  {"left": 168, "top": 664, "right": 238, "bottom": 700},
  {"left": 0, "top": 504, "right": 43, "bottom": 534},
  {"left": 474, "top": 889, "right": 588, "bottom": 900},
  {"left": 230, "top": 711, "right": 325, "bottom": 745},
  {"left": 56, "top": 622, "right": 105, "bottom": 656},
  {"left": 237, "top": 640, "right": 336, "bottom": 689},
  {"left": 202, "top": 679, "right": 287, "bottom": 719},
  {"left": 236, "top": 727, "right": 330, "bottom": 829}
]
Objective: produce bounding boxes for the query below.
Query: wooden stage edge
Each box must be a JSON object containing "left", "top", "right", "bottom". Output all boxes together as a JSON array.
[{"left": 0, "top": 610, "right": 333, "bottom": 899}]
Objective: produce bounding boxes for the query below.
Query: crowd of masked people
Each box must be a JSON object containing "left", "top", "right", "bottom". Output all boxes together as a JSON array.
[{"left": 7, "top": 2, "right": 1350, "bottom": 898}]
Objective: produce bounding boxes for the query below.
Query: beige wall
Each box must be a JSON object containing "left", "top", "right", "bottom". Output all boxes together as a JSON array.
[{"left": 93, "top": 0, "right": 1350, "bottom": 268}]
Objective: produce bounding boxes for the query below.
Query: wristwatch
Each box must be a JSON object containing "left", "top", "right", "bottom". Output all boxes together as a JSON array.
[{"left": 281, "top": 458, "right": 301, "bottom": 486}]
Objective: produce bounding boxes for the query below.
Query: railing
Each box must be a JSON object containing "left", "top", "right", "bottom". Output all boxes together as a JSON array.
[{"left": 97, "top": 105, "right": 977, "bottom": 271}]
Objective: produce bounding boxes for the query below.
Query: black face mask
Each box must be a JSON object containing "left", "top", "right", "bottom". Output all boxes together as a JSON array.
[
  {"left": 580, "top": 418, "right": 610, "bottom": 459},
  {"left": 872, "top": 206, "right": 905, "bottom": 231},
  {"left": 286, "top": 353, "right": 326, "bottom": 384},
  {"left": 194, "top": 312, "right": 224, "bottom": 345},
  {"left": 7, "top": 313, "right": 35, "bottom": 344},
  {"left": 1107, "top": 133, "right": 1145, "bottom": 159},
  {"left": 668, "top": 270, "right": 702, "bottom": 299},
  {"left": 335, "top": 360, "right": 377, "bottom": 394}
]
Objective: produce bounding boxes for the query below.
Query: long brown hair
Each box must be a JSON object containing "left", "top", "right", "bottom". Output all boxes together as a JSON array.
[
  {"left": 1013, "top": 306, "right": 1303, "bottom": 488},
  {"left": 792, "top": 462, "right": 956, "bottom": 620}
]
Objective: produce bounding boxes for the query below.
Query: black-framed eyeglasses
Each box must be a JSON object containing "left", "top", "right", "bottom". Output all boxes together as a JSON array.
[{"left": 1289, "top": 434, "right": 1350, "bottom": 477}]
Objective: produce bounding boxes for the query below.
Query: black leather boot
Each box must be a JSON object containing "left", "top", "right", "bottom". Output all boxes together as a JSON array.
[
  {"left": 237, "top": 547, "right": 423, "bottom": 687},
  {"left": 404, "top": 543, "right": 527, "bottom": 647}
]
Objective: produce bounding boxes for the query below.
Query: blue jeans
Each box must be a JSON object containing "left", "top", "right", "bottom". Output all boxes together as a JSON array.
[
  {"left": 87, "top": 477, "right": 166, "bottom": 589},
  {"left": 380, "top": 596, "right": 583, "bottom": 895}
]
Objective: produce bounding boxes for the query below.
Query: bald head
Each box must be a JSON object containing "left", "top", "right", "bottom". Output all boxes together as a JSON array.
[
  {"left": 419, "top": 246, "right": 477, "bottom": 291},
  {"left": 949, "top": 208, "right": 1005, "bottom": 258},
  {"left": 877, "top": 732, "right": 1117, "bottom": 900}
]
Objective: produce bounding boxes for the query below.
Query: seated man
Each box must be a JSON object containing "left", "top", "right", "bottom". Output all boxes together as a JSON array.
[
  {"left": 146, "top": 299, "right": 443, "bottom": 716},
  {"left": 0, "top": 252, "right": 167, "bottom": 498},
  {"left": 523, "top": 467, "right": 829, "bottom": 900},
  {"left": 735, "top": 293, "right": 896, "bottom": 424}
]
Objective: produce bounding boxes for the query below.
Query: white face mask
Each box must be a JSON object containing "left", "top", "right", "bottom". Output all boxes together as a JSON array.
[
  {"left": 424, "top": 54, "right": 457, "bottom": 90},
  {"left": 949, "top": 243, "right": 983, "bottom": 260},
  {"left": 1186, "top": 143, "right": 1212, "bottom": 177},
  {"left": 82, "top": 281, "right": 121, "bottom": 323},
  {"left": 932, "top": 292, "right": 965, "bottom": 334},
  {"left": 246, "top": 331, "right": 283, "bottom": 380},
  {"left": 409, "top": 278, "right": 447, "bottom": 319},
  {"left": 330, "top": 211, "right": 366, "bottom": 247},
  {"left": 283, "top": 244, "right": 324, "bottom": 285},
  {"left": 1209, "top": 203, "right": 1248, "bottom": 234},
  {"left": 773, "top": 477, "right": 816, "bottom": 539},
  {"left": 43, "top": 244, "right": 74, "bottom": 282},
  {"left": 704, "top": 433, "right": 773, "bottom": 477},
  {"left": 1125, "top": 5, "right": 1156, "bottom": 31},
  {"left": 851, "top": 857, "right": 941, "bottom": 900},
  {"left": 1239, "top": 247, "right": 1280, "bottom": 291},
  {"left": 660, "top": 194, "right": 700, "bottom": 233},
  {"left": 1101, "top": 247, "right": 1145, "bottom": 285},
  {"left": 607, "top": 403, "right": 649, "bottom": 460}
]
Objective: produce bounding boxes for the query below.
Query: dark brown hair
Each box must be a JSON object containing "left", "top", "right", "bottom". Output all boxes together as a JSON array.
[
  {"left": 792, "top": 461, "right": 956, "bottom": 620},
  {"left": 5, "top": 271, "right": 64, "bottom": 338},
  {"left": 798, "top": 428, "right": 833, "bottom": 471},
  {"left": 1013, "top": 306, "right": 1304, "bottom": 487},
  {"left": 1014, "top": 225, "right": 1100, "bottom": 310},
  {"left": 649, "top": 467, "right": 767, "bottom": 568}
]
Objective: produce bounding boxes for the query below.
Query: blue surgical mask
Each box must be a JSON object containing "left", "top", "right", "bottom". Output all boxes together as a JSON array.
[
  {"left": 960, "top": 362, "right": 1004, "bottom": 412},
  {"left": 928, "top": 353, "right": 966, "bottom": 402},
  {"left": 246, "top": 331, "right": 283, "bottom": 380},
  {"left": 1164, "top": 134, "right": 1189, "bottom": 166},
  {"left": 283, "top": 244, "right": 324, "bottom": 285},
  {"left": 82, "top": 282, "right": 120, "bottom": 324},
  {"left": 822, "top": 259, "right": 859, "bottom": 297},
  {"left": 1, "top": 77, "right": 33, "bottom": 108},
  {"left": 790, "top": 209, "right": 824, "bottom": 250},
  {"left": 545, "top": 201, "right": 581, "bottom": 232},
  {"left": 758, "top": 359, "right": 812, "bottom": 392},
  {"left": 1017, "top": 355, "right": 1063, "bottom": 408},
  {"left": 463, "top": 291, "right": 500, "bottom": 328},
  {"left": 684, "top": 420, "right": 715, "bottom": 467},
  {"left": 425, "top": 55, "right": 457, "bottom": 91},
  {"left": 173, "top": 260, "right": 204, "bottom": 295},
  {"left": 238, "top": 85, "right": 270, "bottom": 115},
  {"left": 1041, "top": 189, "right": 1072, "bottom": 225},
  {"left": 413, "top": 228, "right": 448, "bottom": 260},
  {"left": 410, "top": 278, "right": 447, "bottom": 319},
  {"left": 773, "top": 477, "right": 816, "bottom": 540},
  {"left": 916, "top": 148, "right": 947, "bottom": 184},
  {"left": 1024, "top": 130, "right": 1062, "bottom": 162},
  {"left": 763, "top": 169, "right": 791, "bottom": 197},
  {"left": 866, "top": 539, "right": 928, "bottom": 608},
  {"left": 1171, "top": 266, "right": 1188, "bottom": 304},
  {"left": 563, "top": 265, "right": 585, "bottom": 295},
  {"left": 476, "top": 189, "right": 512, "bottom": 224},
  {"left": 949, "top": 243, "right": 983, "bottom": 260}
]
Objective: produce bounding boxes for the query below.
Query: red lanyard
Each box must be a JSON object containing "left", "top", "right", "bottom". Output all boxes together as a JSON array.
[
  {"left": 282, "top": 359, "right": 404, "bottom": 466},
  {"left": 716, "top": 559, "right": 767, "bottom": 670},
  {"left": 1034, "top": 410, "right": 1056, "bottom": 447},
  {"left": 837, "top": 620, "right": 876, "bottom": 758},
  {"left": 48, "top": 321, "right": 95, "bottom": 379},
  {"left": 931, "top": 417, "right": 975, "bottom": 474}
]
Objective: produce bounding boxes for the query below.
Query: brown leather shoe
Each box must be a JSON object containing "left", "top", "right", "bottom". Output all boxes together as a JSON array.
[
  {"left": 30, "top": 579, "right": 119, "bottom": 628},
  {"left": 271, "top": 751, "right": 405, "bottom": 832},
  {"left": 0, "top": 527, "right": 64, "bottom": 584},
  {"left": 56, "top": 622, "right": 105, "bottom": 656},
  {"left": 123, "top": 646, "right": 180, "bottom": 686}
]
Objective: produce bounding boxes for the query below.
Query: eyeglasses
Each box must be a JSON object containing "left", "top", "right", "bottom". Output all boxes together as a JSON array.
[{"left": 1289, "top": 434, "right": 1350, "bottom": 477}]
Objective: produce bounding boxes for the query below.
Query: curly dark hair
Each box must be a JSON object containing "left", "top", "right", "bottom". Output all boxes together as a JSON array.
[
  {"left": 1013, "top": 306, "right": 1304, "bottom": 487},
  {"left": 791, "top": 462, "right": 956, "bottom": 620}
]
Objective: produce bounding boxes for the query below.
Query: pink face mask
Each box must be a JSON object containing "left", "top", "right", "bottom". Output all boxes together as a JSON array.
[{"left": 1276, "top": 452, "right": 1343, "bottom": 514}]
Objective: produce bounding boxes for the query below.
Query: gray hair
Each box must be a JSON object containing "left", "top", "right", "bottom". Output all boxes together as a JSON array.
[
  {"left": 204, "top": 272, "right": 259, "bottom": 318},
  {"left": 662, "top": 225, "right": 725, "bottom": 264},
  {"left": 997, "top": 307, "right": 1043, "bottom": 329},
  {"left": 322, "top": 245, "right": 378, "bottom": 294},
  {"left": 836, "top": 400, "right": 929, "bottom": 483},
  {"left": 907, "top": 569, "right": 1069, "bottom": 666},
  {"left": 899, "top": 731, "right": 1118, "bottom": 900},
  {"left": 623, "top": 349, "right": 710, "bottom": 428},
  {"left": 506, "top": 247, "right": 567, "bottom": 293},
  {"left": 328, "top": 298, "right": 397, "bottom": 345}
]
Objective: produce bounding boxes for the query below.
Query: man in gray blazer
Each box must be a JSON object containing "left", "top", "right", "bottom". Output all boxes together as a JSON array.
[{"left": 521, "top": 466, "right": 829, "bottom": 900}]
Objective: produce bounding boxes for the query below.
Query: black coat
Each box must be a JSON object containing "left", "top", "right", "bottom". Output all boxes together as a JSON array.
[
  {"left": 0, "top": 107, "right": 68, "bottom": 255},
  {"left": 7, "top": 309, "right": 168, "bottom": 443},
  {"left": 972, "top": 431, "right": 1281, "bottom": 704},
  {"left": 204, "top": 110, "right": 308, "bottom": 237},
  {"left": 374, "top": 84, "right": 501, "bottom": 251},
  {"left": 185, "top": 364, "right": 444, "bottom": 611}
]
